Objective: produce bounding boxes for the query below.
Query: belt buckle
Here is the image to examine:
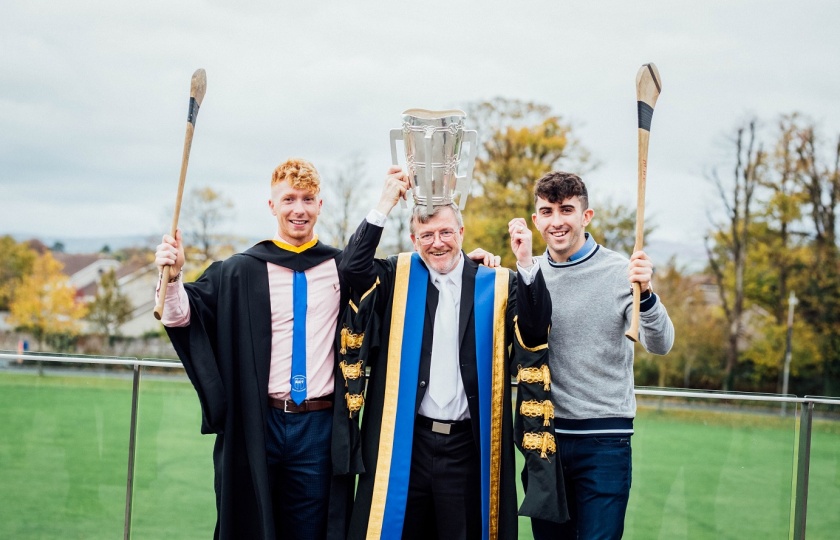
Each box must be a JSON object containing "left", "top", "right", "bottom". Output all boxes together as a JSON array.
[
  {"left": 431, "top": 421, "right": 451, "bottom": 435},
  {"left": 284, "top": 400, "right": 296, "bottom": 413}
]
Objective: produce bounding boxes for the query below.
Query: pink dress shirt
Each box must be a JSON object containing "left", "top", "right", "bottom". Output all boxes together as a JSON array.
[{"left": 159, "top": 241, "right": 339, "bottom": 400}]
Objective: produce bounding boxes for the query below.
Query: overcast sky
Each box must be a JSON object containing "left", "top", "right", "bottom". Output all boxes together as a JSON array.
[{"left": 2, "top": 1, "right": 839, "bottom": 262}]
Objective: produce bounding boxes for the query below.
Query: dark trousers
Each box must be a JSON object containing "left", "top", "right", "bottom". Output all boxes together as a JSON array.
[
  {"left": 265, "top": 407, "right": 332, "bottom": 540},
  {"left": 401, "top": 420, "right": 482, "bottom": 540},
  {"left": 531, "top": 435, "right": 632, "bottom": 540}
]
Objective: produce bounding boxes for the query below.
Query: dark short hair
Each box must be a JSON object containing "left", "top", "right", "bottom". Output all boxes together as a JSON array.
[
  {"left": 409, "top": 203, "right": 463, "bottom": 235},
  {"left": 534, "top": 172, "right": 589, "bottom": 210}
]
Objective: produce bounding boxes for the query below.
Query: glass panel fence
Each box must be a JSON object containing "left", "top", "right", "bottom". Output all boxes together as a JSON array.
[
  {"left": 129, "top": 366, "right": 215, "bottom": 539},
  {"left": 625, "top": 390, "right": 797, "bottom": 540},
  {"left": 805, "top": 399, "right": 840, "bottom": 538},
  {"left": 3, "top": 353, "right": 840, "bottom": 540},
  {"left": 0, "top": 354, "right": 133, "bottom": 539}
]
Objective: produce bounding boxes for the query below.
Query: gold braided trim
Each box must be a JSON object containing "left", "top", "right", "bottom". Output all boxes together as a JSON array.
[
  {"left": 340, "top": 327, "right": 364, "bottom": 355},
  {"left": 520, "top": 399, "right": 555, "bottom": 427},
  {"left": 349, "top": 277, "right": 381, "bottom": 313},
  {"left": 513, "top": 315, "right": 548, "bottom": 352},
  {"left": 522, "top": 432, "right": 557, "bottom": 460},
  {"left": 516, "top": 364, "right": 551, "bottom": 391},
  {"left": 339, "top": 360, "right": 364, "bottom": 386},
  {"left": 345, "top": 393, "right": 365, "bottom": 418}
]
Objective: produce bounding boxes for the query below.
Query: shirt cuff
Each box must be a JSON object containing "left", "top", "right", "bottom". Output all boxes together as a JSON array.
[
  {"left": 516, "top": 259, "right": 539, "bottom": 285},
  {"left": 640, "top": 291, "right": 658, "bottom": 312},
  {"left": 366, "top": 209, "right": 388, "bottom": 227},
  {"left": 154, "top": 278, "right": 191, "bottom": 326}
]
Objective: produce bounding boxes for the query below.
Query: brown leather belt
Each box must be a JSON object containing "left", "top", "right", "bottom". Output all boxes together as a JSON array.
[{"left": 268, "top": 395, "right": 333, "bottom": 413}]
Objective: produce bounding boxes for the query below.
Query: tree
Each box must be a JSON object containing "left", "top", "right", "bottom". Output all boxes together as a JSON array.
[
  {"left": 587, "top": 198, "right": 653, "bottom": 257},
  {"left": 8, "top": 251, "right": 87, "bottom": 352},
  {"left": 86, "top": 268, "right": 133, "bottom": 347},
  {"left": 634, "top": 259, "right": 726, "bottom": 390},
  {"left": 705, "top": 120, "right": 765, "bottom": 390},
  {"left": 320, "top": 154, "right": 372, "bottom": 249},
  {"left": 790, "top": 120, "right": 840, "bottom": 394},
  {"left": 180, "top": 186, "right": 236, "bottom": 264},
  {"left": 0, "top": 236, "right": 37, "bottom": 311},
  {"left": 462, "top": 98, "right": 594, "bottom": 266},
  {"left": 381, "top": 208, "right": 412, "bottom": 256}
]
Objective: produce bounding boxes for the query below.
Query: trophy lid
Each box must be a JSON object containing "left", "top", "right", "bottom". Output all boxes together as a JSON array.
[{"left": 401, "top": 108, "right": 466, "bottom": 120}]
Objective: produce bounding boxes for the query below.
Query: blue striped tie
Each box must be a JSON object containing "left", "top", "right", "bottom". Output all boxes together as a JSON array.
[{"left": 290, "top": 270, "right": 307, "bottom": 405}]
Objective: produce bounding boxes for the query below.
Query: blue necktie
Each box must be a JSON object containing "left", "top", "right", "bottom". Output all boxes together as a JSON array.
[{"left": 290, "top": 270, "right": 307, "bottom": 405}]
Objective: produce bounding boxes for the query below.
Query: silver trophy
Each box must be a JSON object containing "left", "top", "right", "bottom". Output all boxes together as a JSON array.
[{"left": 390, "top": 108, "right": 477, "bottom": 209}]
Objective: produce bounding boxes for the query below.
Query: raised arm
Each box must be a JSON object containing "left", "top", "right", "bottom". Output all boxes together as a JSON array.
[
  {"left": 154, "top": 229, "right": 190, "bottom": 326},
  {"left": 339, "top": 166, "right": 410, "bottom": 292},
  {"left": 509, "top": 217, "right": 551, "bottom": 346}
]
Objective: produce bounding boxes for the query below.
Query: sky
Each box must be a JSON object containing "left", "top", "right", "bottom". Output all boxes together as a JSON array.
[{"left": 2, "top": 1, "right": 839, "bottom": 265}]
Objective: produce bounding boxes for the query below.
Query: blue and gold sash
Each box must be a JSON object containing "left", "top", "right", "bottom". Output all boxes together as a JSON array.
[
  {"left": 367, "top": 253, "right": 509, "bottom": 540},
  {"left": 475, "top": 264, "right": 509, "bottom": 540}
]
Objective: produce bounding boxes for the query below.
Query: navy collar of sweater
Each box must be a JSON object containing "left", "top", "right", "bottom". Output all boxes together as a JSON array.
[{"left": 545, "top": 233, "right": 598, "bottom": 267}]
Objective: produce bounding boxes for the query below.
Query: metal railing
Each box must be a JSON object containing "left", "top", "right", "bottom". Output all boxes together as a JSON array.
[{"left": 2, "top": 352, "right": 839, "bottom": 539}]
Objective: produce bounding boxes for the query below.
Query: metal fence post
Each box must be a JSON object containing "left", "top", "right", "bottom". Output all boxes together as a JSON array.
[
  {"left": 792, "top": 400, "right": 813, "bottom": 540},
  {"left": 124, "top": 363, "right": 142, "bottom": 540}
]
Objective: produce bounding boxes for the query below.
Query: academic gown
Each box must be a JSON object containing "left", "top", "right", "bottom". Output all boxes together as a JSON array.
[
  {"left": 337, "top": 220, "right": 519, "bottom": 540},
  {"left": 165, "top": 240, "right": 347, "bottom": 540}
]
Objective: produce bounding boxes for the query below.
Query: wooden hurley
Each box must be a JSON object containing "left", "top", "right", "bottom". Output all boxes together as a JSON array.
[
  {"left": 153, "top": 69, "right": 207, "bottom": 320},
  {"left": 625, "top": 63, "right": 661, "bottom": 342}
]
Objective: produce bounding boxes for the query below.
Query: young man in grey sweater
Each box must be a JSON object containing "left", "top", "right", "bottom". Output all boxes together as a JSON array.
[{"left": 509, "top": 171, "right": 675, "bottom": 540}]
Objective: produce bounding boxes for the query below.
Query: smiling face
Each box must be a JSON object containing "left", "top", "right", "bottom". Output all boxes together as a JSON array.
[
  {"left": 267, "top": 158, "right": 323, "bottom": 246},
  {"left": 268, "top": 180, "right": 322, "bottom": 246},
  {"left": 410, "top": 205, "right": 464, "bottom": 275},
  {"left": 532, "top": 195, "right": 593, "bottom": 262}
]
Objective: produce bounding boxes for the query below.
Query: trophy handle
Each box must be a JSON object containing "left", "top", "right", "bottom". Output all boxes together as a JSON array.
[
  {"left": 390, "top": 128, "right": 409, "bottom": 208},
  {"left": 454, "top": 130, "right": 478, "bottom": 210},
  {"left": 421, "top": 128, "right": 435, "bottom": 209}
]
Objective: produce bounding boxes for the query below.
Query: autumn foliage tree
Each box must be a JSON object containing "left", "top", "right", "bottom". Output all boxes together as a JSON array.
[
  {"left": 704, "top": 114, "right": 840, "bottom": 394},
  {"left": 86, "top": 268, "right": 133, "bottom": 347},
  {"left": 705, "top": 120, "right": 765, "bottom": 391},
  {"left": 462, "top": 98, "right": 594, "bottom": 266},
  {"left": 180, "top": 186, "right": 237, "bottom": 266},
  {"left": 0, "top": 236, "right": 37, "bottom": 311},
  {"left": 8, "top": 251, "right": 87, "bottom": 350}
]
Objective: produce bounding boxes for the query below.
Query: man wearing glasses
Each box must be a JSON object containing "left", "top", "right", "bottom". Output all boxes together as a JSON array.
[{"left": 335, "top": 166, "right": 550, "bottom": 540}]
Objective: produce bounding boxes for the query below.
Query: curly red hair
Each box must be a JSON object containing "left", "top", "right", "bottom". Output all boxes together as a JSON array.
[{"left": 271, "top": 158, "right": 321, "bottom": 194}]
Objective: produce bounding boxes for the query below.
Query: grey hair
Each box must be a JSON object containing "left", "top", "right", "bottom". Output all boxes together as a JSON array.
[{"left": 409, "top": 203, "right": 463, "bottom": 235}]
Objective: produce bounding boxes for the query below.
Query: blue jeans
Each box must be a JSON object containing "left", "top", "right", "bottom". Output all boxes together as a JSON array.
[
  {"left": 265, "top": 407, "right": 332, "bottom": 540},
  {"left": 531, "top": 435, "right": 632, "bottom": 540}
]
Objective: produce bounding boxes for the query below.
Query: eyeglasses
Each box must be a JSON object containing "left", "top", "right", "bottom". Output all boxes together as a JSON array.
[{"left": 416, "top": 230, "right": 457, "bottom": 246}]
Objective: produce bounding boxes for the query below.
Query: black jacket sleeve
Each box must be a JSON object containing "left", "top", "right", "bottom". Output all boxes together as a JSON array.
[{"left": 515, "top": 266, "right": 552, "bottom": 348}]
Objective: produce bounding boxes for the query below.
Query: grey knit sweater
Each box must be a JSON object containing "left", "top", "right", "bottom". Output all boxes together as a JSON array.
[{"left": 537, "top": 243, "right": 674, "bottom": 426}]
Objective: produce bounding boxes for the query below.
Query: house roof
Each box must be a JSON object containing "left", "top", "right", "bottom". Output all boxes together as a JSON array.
[{"left": 54, "top": 253, "right": 104, "bottom": 276}]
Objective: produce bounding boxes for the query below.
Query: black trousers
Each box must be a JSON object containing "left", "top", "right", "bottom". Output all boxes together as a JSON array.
[{"left": 402, "top": 419, "right": 481, "bottom": 540}]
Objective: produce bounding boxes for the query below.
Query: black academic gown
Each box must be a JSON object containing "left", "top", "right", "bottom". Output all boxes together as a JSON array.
[
  {"left": 165, "top": 240, "right": 347, "bottom": 540},
  {"left": 337, "top": 220, "right": 519, "bottom": 540}
]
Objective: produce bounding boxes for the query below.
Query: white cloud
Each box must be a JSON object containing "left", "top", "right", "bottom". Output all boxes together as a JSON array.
[{"left": 1, "top": 0, "right": 839, "bottom": 261}]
